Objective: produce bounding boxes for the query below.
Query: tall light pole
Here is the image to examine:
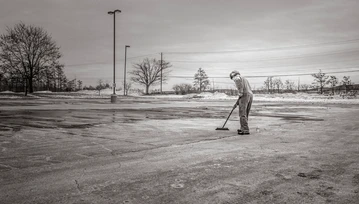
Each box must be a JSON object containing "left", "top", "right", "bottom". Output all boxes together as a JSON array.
[
  {"left": 124, "top": 45, "right": 130, "bottom": 96},
  {"left": 108, "top": 9, "right": 121, "bottom": 103}
]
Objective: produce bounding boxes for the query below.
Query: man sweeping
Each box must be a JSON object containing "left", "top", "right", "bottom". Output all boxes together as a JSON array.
[{"left": 230, "top": 71, "right": 253, "bottom": 135}]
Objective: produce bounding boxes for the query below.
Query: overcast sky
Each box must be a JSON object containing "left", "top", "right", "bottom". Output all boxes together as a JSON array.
[{"left": 1, "top": 0, "right": 359, "bottom": 90}]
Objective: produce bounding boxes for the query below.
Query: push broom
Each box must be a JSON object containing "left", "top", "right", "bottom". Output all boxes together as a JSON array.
[{"left": 216, "top": 97, "right": 241, "bottom": 131}]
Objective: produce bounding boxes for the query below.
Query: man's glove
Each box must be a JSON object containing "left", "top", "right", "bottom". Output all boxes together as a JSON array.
[{"left": 233, "top": 96, "right": 241, "bottom": 108}]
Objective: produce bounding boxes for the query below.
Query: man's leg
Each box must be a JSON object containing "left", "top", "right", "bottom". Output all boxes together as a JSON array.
[
  {"left": 246, "top": 94, "right": 253, "bottom": 119},
  {"left": 239, "top": 94, "right": 250, "bottom": 133}
]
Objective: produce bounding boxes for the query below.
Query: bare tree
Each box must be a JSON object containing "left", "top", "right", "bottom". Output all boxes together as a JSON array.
[
  {"left": 54, "top": 64, "right": 66, "bottom": 91},
  {"left": 272, "top": 78, "right": 283, "bottom": 93},
  {"left": 0, "top": 74, "right": 3, "bottom": 91},
  {"left": 96, "top": 79, "right": 104, "bottom": 95},
  {"left": 42, "top": 66, "right": 54, "bottom": 91},
  {"left": 327, "top": 76, "right": 338, "bottom": 95},
  {"left": 193, "top": 68, "right": 210, "bottom": 92},
  {"left": 264, "top": 76, "right": 274, "bottom": 93},
  {"left": 0, "top": 23, "right": 62, "bottom": 95},
  {"left": 311, "top": 69, "right": 329, "bottom": 94},
  {"left": 39, "top": 63, "right": 60, "bottom": 91},
  {"left": 0, "top": 66, "right": 5, "bottom": 91},
  {"left": 300, "top": 84, "right": 310, "bottom": 91},
  {"left": 130, "top": 58, "right": 172, "bottom": 95},
  {"left": 342, "top": 76, "right": 352, "bottom": 85},
  {"left": 77, "top": 80, "right": 83, "bottom": 91},
  {"left": 0, "top": 54, "right": 24, "bottom": 92},
  {"left": 342, "top": 76, "right": 353, "bottom": 93},
  {"left": 124, "top": 81, "right": 132, "bottom": 96},
  {"left": 66, "top": 79, "right": 76, "bottom": 92},
  {"left": 285, "top": 80, "right": 296, "bottom": 91}
]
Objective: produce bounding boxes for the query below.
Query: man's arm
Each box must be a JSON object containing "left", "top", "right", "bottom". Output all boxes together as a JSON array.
[
  {"left": 235, "top": 77, "right": 243, "bottom": 97},
  {"left": 233, "top": 95, "right": 242, "bottom": 108}
]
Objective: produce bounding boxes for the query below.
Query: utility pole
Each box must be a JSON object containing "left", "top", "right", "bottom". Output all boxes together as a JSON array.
[
  {"left": 298, "top": 77, "right": 300, "bottom": 91},
  {"left": 74, "top": 75, "right": 77, "bottom": 91},
  {"left": 160, "top": 52, "right": 163, "bottom": 94},
  {"left": 212, "top": 78, "right": 214, "bottom": 93}
]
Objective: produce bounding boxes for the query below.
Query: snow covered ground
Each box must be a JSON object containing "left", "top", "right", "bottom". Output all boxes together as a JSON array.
[
  {"left": 1, "top": 89, "right": 358, "bottom": 104},
  {"left": 144, "top": 91, "right": 359, "bottom": 104}
]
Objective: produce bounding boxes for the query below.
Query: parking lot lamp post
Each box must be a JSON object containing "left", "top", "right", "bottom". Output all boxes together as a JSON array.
[
  {"left": 124, "top": 45, "right": 130, "bottom": 96},
  {"left": 108, "top": 9, "right": 121, "bottom": 103}
]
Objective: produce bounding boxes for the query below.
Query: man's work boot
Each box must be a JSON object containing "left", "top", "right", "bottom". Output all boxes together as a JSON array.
[{"left": 238, "top": 129, "right": 250, "bottom": 135}]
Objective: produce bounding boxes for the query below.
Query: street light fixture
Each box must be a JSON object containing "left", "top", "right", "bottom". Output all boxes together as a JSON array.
[
  {"left": 124, "top": 45, "right": 130, "bottom": 96},
  {"left": 108, "top": 9, "right": 121, "bottom": 103}
]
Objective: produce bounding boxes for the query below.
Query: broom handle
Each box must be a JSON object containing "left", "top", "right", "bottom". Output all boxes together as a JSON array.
[{"left": 222, "top": 97, "right": 241, "bottom": 128}]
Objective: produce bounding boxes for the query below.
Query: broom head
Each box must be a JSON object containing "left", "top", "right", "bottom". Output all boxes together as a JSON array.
[{"left": 215, "top": 127, "right": 229, "bottom": 130}]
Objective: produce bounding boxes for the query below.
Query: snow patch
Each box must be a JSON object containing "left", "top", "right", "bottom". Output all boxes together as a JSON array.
[
  {"left": 188, "top": 92, "right": 229, "bottom": 99},
  {"left": 34, "top": 91, "right": 52, "bottom": 93},
  {"left": 139, "top": 92, "right": 359, "bottom": 104},
  {"left": 0, "top": 90, "right": 358, "bottom": 104}
]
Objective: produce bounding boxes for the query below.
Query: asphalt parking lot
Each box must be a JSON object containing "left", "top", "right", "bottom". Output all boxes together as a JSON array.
[{"left": 0, "top": 97, "right": 358, "bottom": 204}]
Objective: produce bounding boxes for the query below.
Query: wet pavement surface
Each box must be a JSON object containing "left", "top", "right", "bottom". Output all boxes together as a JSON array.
[{"left": 0, "top": 96, "right": 359, "bottom": 203}]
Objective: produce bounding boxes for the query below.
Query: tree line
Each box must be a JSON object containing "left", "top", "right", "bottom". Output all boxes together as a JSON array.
[
  {"left": 260, "top": 69, "right": 355, "bottom": 95},
  {"left": 311, "top": 69, "right": 354, "bottom": 95}
]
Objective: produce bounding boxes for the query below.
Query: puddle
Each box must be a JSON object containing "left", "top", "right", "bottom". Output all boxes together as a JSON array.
[{"left": 252, "top": 112, "right": 323, "bottom": 121}]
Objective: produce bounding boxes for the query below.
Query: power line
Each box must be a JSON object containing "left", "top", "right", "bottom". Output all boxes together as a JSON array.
[
  {"left": 246, "top": 69, "right": 359, "bottom": 78},
  {"left": 168, "top": 69, "right": 359, "bottom": 79},
  {"left": 169, "top": 62, "right": 359, "bottom": 74},
  {"left": 65, "top": 62, "right": 109, "bottom": 67},
  {"left": 214, "top": 60, "right": 359, "bottom": 71},
  {"left": 164, "top": 38, "right": 359, "bottom": 54},
  {"left": 240, "top": 67, "right": 359, "bottom": 75},
  {"left": 166, "top": 49, "right": 359, "bottom": 63}
]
